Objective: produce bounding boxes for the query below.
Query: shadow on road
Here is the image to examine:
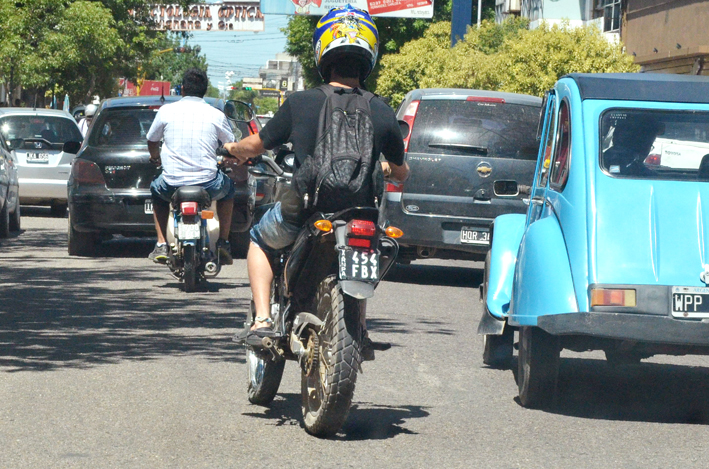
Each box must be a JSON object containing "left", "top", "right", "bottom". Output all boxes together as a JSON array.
[
  {"left": 384, "top": 262, "right": 483, "bottom": 289},
  {"left": 0, "top": 227, "right": 248, "bottom": 373},
  {"left": 513, "top": 357, "right": 709, "bottom": 424},
  {"left": 243, "top": 392, "right": 429, "bottom": 439}
]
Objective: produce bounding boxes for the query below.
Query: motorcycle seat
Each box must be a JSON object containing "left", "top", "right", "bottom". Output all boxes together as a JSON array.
[{"left": 172, "top": 186, "right": 212, "bottom": 209}]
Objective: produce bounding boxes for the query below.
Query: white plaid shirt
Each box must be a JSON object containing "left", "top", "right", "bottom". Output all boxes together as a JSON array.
[{"left": 146, "top": 96, "right": 235, "bottom": 186}]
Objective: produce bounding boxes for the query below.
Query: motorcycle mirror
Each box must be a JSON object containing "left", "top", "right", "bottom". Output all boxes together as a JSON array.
[
  {"left": 224, "top": 100, "right": 254, "bottom": 122},
  {"left": 62, "top": 140, "right": 82, "bottom": 154},
  {"left": 398, "top": 120, "right": 410, "bottom": 139}
]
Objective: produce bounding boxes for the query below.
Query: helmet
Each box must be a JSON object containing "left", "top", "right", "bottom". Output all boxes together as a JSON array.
[
  {"left": 85, "top": 104, "right": 98, "bottom": 118},
  {"left": 313, "top": 5, "right": 379, "bottom": 82}
]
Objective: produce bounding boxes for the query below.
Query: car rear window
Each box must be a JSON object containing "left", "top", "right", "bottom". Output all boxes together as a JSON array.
[
  {"left": 90, "top": 108, "right": 157, "bottom": 147},
  {"left": 600, "top": 109, "right": 709, "bottom": 180},
  {"left": 407, "top": 99, "right": 541, "bottom": 160},
  {"left": 0, "top": 115, "right": 82, "bottom": 144}
]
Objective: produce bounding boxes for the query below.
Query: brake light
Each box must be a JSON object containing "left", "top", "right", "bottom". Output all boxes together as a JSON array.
[
  {"left": 347, "top": 219, "right": 376, "bottom": 237},
  {"left": 181, "top": 202, "right": 199, "bottom": 215},
  {"left": 467, "top": 96, "right": 505, "bottom": 103},
  {"left": 386, "top": 182, "right": 403, "bottom": 193},
  {"left": 72, "top": 159, "right": 106, "bottom": 186},
  {"left": 402, "top": 100, "right": 419, "bottom": 152},
  {"left": 348, "top": 238, "right": 371, "bottom": 248},
  {"left": 590, "top": 288, "right": 637, "bottom": 307},
  {"left": 644, "top": 154, "right": 661, "bottom": 166}
]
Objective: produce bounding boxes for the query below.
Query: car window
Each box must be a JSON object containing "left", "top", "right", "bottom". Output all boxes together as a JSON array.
[
  {"left": 550, "top": 100, "right": 571, "bottom": 189},
  {"left": 600, "top": 109, "right": 709, "bottom": 180},
  {"left": 537, "top": 99, "right": 557, "bottom": 188},
  {"left": 0, "top": 115, "right": 82, "bottom": 144},
  {"left": 407, "top": 99, "right": 540, "bottom": 159},
  {"left": 90, "top": 108, "right": 157, "bottom": 147}
]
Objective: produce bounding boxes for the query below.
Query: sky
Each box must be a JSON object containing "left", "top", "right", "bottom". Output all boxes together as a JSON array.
[{"left": 189, "top": 14, "right": 290, "bottom": 88}]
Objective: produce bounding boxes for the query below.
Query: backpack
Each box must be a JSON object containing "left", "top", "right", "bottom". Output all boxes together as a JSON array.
[{"left": 293, "top": 85, "right": 379, "bottom": 214}]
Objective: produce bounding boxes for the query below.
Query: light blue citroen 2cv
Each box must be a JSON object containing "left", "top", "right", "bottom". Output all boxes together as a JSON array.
[{"left": 479, "top": 73, "right": 709, "bottom": 408}]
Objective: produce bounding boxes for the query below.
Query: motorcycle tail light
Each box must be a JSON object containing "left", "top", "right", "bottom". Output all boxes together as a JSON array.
[
  {"left": 201, "top": 210, "right": 214, "bottom": 219},
  {"left": 590, "top": 288, "right": 636, "bottom": 307},
  {"left": 181, "top": 202, "right": 199, "bottom": 216},
  {"left": 385, "top": 226, "right": 404, "bottom": 238},
  {"left": 314, "top": 219, "right": 332, "bottom": 232},
  {"left": 348, "top": 237, "right": 371, "bottom": 248},
  {"left": 402, "top": 100, "right": 419, "bottom": 152},
  {"left": 386, "top": 182, "right": 403, "bottom": 193},
  {"left": 72, "top": 159, "right": 106, "bottom": 186},
  {"left": 347, "top": 219, "right": 376, "bottom": 237}
]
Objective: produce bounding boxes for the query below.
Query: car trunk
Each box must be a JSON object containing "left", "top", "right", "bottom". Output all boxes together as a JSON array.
[{"left": 400, "top": 98, "right": 539, "bottom": 219}]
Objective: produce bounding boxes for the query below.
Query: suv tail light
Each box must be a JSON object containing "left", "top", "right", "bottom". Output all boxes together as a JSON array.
[
  {"left": 346, "top": 219, "right": 376, "bottom": 249},
  {"left": 402, "top": 100, "right": 419, "bottom": 152},
  {"left": 386, "top": 182, "right": 403, "bottom": 193},
  {"left": 72, "top": 159, "right": 106, "bottom": 186},
  {"left": 181, "top": 202, "right": 199, "bottom": 215}
]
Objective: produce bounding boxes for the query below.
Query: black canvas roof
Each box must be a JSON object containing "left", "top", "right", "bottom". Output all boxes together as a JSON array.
[{"left": 565, "top": 73, "right": 709, "bottom": 104}]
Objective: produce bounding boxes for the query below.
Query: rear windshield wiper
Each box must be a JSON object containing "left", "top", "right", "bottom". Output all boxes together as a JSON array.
[{"left": 428, "top": 142, "right": 488, "bottom": 154}]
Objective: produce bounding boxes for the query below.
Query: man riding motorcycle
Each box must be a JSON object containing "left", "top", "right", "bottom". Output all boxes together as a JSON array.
[
  {"left": 224, "top": 5, "right": 410, "bottom": 355},
  {"left": 146, "top": 68, "right": 237, "bottom": 265}
]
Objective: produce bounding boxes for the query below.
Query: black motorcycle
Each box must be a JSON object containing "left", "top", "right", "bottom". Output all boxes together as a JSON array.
[{"left": 239, "top": 154, "right": 403, "bottom": 437}]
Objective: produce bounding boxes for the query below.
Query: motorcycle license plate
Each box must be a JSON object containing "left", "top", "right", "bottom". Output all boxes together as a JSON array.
[
  {"left": 338, "top": 249, "right": 379, "bottom": 282},
  {"left": 177, "top": 221, "right": 201, "bottom": 240}
]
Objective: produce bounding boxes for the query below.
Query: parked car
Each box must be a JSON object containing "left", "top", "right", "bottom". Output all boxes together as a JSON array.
[
  {"left": 0, "top": 108, "right": 83, "bottom": 216},
  {"left": 67, "top": 96, "right": 255, "bottom": 256},
  {"left": 0, "top": 134, "right": 20, "bottom": 237},
  {"left": 381, "top": 89, "right": 542, "bottom": 263},
  {"left": 480, "top": 73, "right": 709, "bottom": 408}
]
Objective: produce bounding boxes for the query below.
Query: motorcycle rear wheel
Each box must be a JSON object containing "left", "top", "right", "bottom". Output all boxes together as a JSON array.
[
  {"left": 246, "top": 348, "right": 285, "bottom": 405},
  {"left": 302, "top": 275, "right": 362, "bottom": 437},
  {"left": 183, "top": 244, "right": 199, "bottom": 292}
]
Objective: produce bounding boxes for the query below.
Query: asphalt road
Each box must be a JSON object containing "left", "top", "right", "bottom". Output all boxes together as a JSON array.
[{"left": 2, "top": 210, "right": 709, "bottom": 468}]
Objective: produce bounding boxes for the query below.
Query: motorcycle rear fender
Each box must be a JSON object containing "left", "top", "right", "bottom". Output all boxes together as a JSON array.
[
  {"left": 508, "top": 215, "right": 578, "bottom": 327},
  {"left": 486, "top": 214, "right": 527, "bottom": 319},
  {"left": 166, "top": 200, "right": 219, "bottom": 253}
]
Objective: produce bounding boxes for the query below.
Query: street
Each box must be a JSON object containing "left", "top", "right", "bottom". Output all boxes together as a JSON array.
[{"left": 2, "top": 211, "right": 709, "bottom": 468}]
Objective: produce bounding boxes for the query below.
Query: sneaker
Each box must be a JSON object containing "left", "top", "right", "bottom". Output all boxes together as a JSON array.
[
  {"left": 216, "top": 239, "right": 233, "bottom": 265},
  {"left": 148, "top": 243, "right": 169, "bottom": 263}
]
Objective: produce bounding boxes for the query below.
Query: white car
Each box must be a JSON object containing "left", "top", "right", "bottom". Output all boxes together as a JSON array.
[
  {"left": 645, "top": 136, "right": 709, "bottom": 170},
  {"left": 0, "top": 108, "right": 83, "bottom": 216}
]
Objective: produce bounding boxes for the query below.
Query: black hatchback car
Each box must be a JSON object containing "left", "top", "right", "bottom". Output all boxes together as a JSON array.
[
  {"left": 382, "top": 88, "right": 542, "bottom": 263},
  {"left": 67, "top": 96, "right": 254, "bottom": 256}
]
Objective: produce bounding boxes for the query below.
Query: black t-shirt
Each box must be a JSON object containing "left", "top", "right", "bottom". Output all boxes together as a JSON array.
[{"left": 259, "top": 85, "right": 405, "bottom": 168}]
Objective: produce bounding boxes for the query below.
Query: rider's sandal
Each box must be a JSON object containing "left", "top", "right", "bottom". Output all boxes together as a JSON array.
[{"left": 242, "top": 317, "right": 278, "bottom": 348}]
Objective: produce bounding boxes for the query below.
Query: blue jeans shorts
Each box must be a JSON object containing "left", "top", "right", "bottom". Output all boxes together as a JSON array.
[
  {"left": 250, "top": 202, "right": 302, "bottom": 252},
  {"left": 150, "top": 172, "right": 236, "bottom": 206}
]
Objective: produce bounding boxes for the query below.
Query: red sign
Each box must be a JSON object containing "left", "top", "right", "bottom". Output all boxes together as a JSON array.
[
  {"left": 367, "top": 0, "right": 431, "bottom": 15},
  {"left": 139, "top": 81, "right": 171, "bottom": 96}
]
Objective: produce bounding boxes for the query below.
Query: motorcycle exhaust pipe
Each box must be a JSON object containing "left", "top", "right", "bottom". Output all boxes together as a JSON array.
[{"left": 204, "top": 261, "right": 218, "bottom": 274}]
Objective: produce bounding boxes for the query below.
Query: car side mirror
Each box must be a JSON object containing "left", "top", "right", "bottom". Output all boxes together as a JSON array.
[
  {"left": 8, "top": 138, "right": 23, "bottom": 150},
  {"left": 224, "top": 100, "right": 254, "bottom": 122},
  {"left": 398, "top": 120, "right": 410, "bottom": 139},
  {"left": 63, "top": 141, "right": 82, "bottom": 154}
]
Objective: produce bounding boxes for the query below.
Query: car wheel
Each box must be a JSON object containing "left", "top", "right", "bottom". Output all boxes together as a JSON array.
[
  {"left": 0, "top": 200, "right": 10, "bottom": 238},
  {"left": 9, "top": 201, "right": 20, "bottom": 232},
  {"left": 517, "top": 326, "right": 560, "bottom": 409},
  {"left": 68, "top": 212, "right": 97, "bottom": 256},
  {"left": 51, "top": 203, "right": 68, "bottom": 218}
]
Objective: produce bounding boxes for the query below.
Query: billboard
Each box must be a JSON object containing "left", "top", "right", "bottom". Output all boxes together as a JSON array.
[
  {"left": 260, "top": 0, "right": 433, "bottom": 18},
  {"left": 145, "top": 2, "right": 265, "bottom": 32}
]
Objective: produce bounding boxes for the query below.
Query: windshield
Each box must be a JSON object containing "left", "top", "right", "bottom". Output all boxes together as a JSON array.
[
  {"left": 408, "top": 100, "right": 541, "bottom": 159},
  {"left": 0, "top": 115, "right": 82, "bottom": 145},
  {"left": 600, "top": 109, "right": 709, "bottom": 180},
  {"left": 90, "top": 108, "right": 157, "bottom": 147}
]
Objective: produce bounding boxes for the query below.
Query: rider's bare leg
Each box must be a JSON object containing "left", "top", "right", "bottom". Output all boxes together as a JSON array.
[
  {"left": 248, "top": 241, "right": 273, "bottom": 330},
  {"left": 216, "top": 199, "right": 233, "bottom": 240},
  {"left": 153, "top": 203, "right": 169, "bottom": 244}
]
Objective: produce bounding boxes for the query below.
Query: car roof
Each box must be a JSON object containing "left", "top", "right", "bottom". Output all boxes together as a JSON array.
[
  {"left": 405, "top": 88, "right": 543, "bottom": 106},
  {"left": 0, "top": 107, "right": 75, "bottom": 119},
  {"left": 100, "top": 96, "right": 225, "bottom": 111},
  {"left": 565, "top": 73, "right": 709, "bottom": 104}
]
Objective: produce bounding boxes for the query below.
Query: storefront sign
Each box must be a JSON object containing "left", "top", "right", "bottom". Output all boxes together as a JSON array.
[
  {"left": 145, "top": 2, "right": 265, "bottom": 31},
  {"left": 259, "top": 0, "right": 433, "bottom": 17}
]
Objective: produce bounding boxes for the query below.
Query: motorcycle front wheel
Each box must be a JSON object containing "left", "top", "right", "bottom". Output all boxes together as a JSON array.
[
  {"left": 302, "top": 275, "right": 362, "bottom": 437},
  {"left": 183, "top": 243, "right": 199, "bottom": 292}
]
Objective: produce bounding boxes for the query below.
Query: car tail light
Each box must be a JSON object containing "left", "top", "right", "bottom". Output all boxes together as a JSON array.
[
  {"left": 467, "top": 96, "right": 505, "bottom": 104},
  {"left": 181, "top": 202, "right": 199, "bottom": 216},
  {"left": 385, "top": 182, "right": 403, "bottom": 193},
  {"left": 402, "top": 100, "right": 419, "bottom": 152},
  {"left": 644, "top": 153, "right": 661, "bottom": 166},
  {"left": 248, "top": 120, "right": 259, "bottom": 135},
  {"left": 590, "top": 288, "right": 637, "bottom": 307},
  {"left": 72, "top": 159, "right": 106, "bottom": 186},
  {"left": 347, "top": 219, "right": 376, "bottom": 237}
]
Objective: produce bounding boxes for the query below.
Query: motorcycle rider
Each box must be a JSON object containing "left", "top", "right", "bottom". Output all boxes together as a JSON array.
[
  {"left": 146, "top": 67, "right": 237, "bottom": 264},
  {"left": 77, "top": 104, "right": 97, "bottom": 138},
  {"left": 224, "top": 5, "right": 410, "bottom": 354}
]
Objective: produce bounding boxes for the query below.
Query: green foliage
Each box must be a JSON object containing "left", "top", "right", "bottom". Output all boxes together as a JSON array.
[
  {"left": 206, "top": 83, "right": 220, "bottom": 99},
  {"left": 253, "top": 97, "right": 279, "bottom": 115},
  {"left": 141, "top": 33, "right": 209, "bottom": 85}
]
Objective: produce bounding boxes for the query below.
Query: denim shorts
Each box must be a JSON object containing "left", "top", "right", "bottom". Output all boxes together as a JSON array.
[
  {"left": 150, "top": 172, "right": 236, "bottom": 205},
  {"left": 250, "top": 202, "right": 302, "bottom": 252}
]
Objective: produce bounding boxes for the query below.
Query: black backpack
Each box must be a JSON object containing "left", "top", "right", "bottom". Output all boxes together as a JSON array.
[{"left": 293, "top": 85, "right": 379, "bottom": 213}]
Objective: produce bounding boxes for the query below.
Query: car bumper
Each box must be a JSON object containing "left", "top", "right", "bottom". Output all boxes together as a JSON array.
[
  {"left": 19, "top": 178, "right": 68, "bottom": 203},
  {"left": 537, "top": 312, "right": 709, "bottom": 347}
]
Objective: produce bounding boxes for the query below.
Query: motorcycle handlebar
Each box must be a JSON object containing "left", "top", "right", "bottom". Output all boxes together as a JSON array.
[{"left": 216, "top": 146, "right": 273, "bottom": 171}]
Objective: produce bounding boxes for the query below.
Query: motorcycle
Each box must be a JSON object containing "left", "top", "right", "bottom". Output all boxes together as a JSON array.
[{"left": 237, "top": 153, "right": 404, "bottom": 437}]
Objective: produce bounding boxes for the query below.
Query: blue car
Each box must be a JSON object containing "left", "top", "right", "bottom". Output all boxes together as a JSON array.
[{"left": 480, "top": 73, "right": 709, "bottom": 408}]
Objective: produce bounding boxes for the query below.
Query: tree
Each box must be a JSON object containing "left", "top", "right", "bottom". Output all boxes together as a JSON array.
[{"left": 141, "top": 33, "right": 208, "bottom": 85}]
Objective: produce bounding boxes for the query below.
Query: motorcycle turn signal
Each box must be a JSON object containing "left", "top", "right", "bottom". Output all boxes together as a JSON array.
[
  {"left": 314, "top": 220, "right": 333, "bottom": 232},
  {"left": 385, "top": 226, "right": 404, "bottom": 238}
]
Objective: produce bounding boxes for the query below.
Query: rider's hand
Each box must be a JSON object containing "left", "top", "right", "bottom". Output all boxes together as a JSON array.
[
  {"left": 381, "top": 161, "right": 392, "bottom": 179},
  {"left": 149, "top": 156, "right": 161, "bottom": 166},
  {"left": 223, "top": 142, "right": 251, "bottom": 166}
]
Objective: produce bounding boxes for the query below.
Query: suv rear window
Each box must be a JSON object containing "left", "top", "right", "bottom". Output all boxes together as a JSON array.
[
  {"left": 90, "top": 108, "right": 157, "bottom": 147},
  {"left": 408, "top": 99, "right": 540, "bottom": 160},
  {"left": 0, "top": 115, "right": 82, "bottom": 144}
]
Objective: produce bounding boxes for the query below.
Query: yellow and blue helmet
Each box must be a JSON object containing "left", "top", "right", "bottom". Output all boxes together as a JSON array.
[{"left": 313, "top": 5, "right": 379, "bottom": 82}]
